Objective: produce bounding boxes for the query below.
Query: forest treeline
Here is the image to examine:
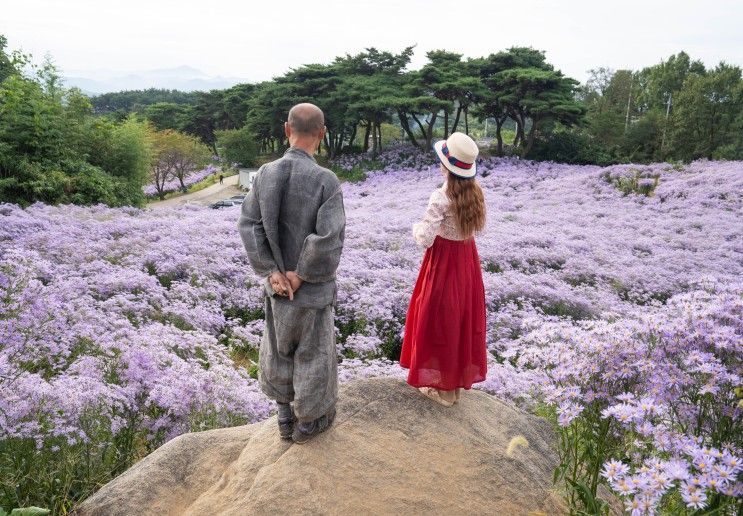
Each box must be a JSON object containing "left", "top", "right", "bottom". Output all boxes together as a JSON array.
[
  {"left": 0, "top": 35, "right": 218, "bottom": 205},
  {"left": 91, "top": 46, "right": 743, "bottom": 164},
  {"left": 1, "top": 34, "right": 741, "bottom": 207}
]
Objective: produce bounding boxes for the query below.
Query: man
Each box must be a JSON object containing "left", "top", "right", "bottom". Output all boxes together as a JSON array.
[{"left": 238, "top": 103, "right": 346, "bottom": 444}]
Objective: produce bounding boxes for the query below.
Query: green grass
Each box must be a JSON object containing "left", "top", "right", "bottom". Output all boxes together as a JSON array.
[
  {"left": 229, "top": 348, "right": 259, "bottom": 379},
  {"left": 329, "top": 158, "right": 384, "bottom": 183},
  {"left": 333, "top": 165, "right": 367, "bottom": 183},
  {"left": 187, "top": 169, "right": 237, "bottom": 194}
]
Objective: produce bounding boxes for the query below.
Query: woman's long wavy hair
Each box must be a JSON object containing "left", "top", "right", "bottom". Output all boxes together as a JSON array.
[{"left": 445, "top": 167, "right": 486, "bottom": 238}]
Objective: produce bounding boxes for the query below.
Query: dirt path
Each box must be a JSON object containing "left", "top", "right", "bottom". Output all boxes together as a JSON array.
[{"left": 147, "top": 174, "right": 248, "bottom": 209}]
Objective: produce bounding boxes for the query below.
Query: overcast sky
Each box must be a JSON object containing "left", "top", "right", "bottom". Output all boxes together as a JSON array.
[{"left": 2, "top": 0, "right": 742, "bottom": 84}]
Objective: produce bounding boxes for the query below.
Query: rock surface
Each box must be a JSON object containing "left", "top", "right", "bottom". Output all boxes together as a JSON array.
[{"left": 74, "top": 378, "right": 564, "bottom": 515}]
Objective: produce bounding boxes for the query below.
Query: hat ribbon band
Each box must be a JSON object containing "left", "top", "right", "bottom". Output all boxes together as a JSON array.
[{"left": 441, "top": 142, "right": 473, "bottom": 170}]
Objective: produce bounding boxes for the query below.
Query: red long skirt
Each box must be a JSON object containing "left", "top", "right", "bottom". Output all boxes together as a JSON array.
[{"left": 400, "top": 235, "right": 487, "bottom": 390}]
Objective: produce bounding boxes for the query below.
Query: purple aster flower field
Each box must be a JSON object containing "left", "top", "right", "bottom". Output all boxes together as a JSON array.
[
  {"left": 142, "top": 164, "right": 220, "bottom": 197},
  {"left": 2, "top": 146, "right": 742, "bottom": 512}
]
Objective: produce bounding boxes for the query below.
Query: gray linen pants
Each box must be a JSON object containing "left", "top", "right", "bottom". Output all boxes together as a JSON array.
[{"left": 259, "top": 296, "right": 338, "bottom": 423}]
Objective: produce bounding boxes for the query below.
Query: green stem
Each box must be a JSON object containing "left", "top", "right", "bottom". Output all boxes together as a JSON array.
[{"left": 590, "top": 418, "right": 610, "bottom": 499}]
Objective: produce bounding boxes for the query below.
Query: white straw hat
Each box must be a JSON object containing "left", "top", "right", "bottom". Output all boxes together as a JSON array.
[{"left": 433, "top": 132, "right": 478, "bottom": 178}]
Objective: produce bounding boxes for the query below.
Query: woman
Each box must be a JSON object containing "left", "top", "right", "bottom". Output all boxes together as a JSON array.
[{"left": 400, "top": 132, "right": 487, "bottom": 407}]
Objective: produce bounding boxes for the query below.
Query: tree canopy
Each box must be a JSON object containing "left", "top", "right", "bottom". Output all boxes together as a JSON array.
[
  {"left": 579, "top": 51, "right": 743, "bottom": 163},
  {"left": 0, "top": 52, "right": 152, "bottom": 206},
  {"left": 2, "top": 33, "right": 741, "bottom": 208},
  {"left": 83, "top": 46, "right": 741, "bottom": 165}
]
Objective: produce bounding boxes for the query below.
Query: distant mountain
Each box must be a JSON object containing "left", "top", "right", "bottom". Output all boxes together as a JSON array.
[{"left": 62, "top": 66, "right": 250, "bottom": 94}]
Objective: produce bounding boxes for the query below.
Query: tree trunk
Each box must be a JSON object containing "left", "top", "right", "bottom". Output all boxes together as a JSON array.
[
  {"left": 464, "top": 107, "right": 469, "bottom": 135},
  {"left": 451, "top": 105, "right": 463, "bottom": 134},
  {"left": 624, "top": 75, "right": 633, "bottom": 133},
  {"left": 411, "top": 113, "right": 427, "bottom": 142},
  {"left": 444, "top": 110, "right": 449, "bottom": 138},
  {"left": 495, "top": 118, "right": 504, "bottom": 156},
  {"left": 707, "top": 105, "right": 716, "bottom": 159},
  {"left": 332, "top": 129, "right": 344, "bottom": 158},
  {"left": 156, "top": 173, "right": 166, "bottom": 200},
  {"left": 398, "top": 111, "right": 420, "bottom": 147},
  {"left": 323, "top": 133, "right": 331, "bottom": 157},
  {"left": 509, "top": 109, "right": 525, "bottom": 148},
  {"left": 511, "top": 115, "right": 524, "bottom": 148},
  {"left": 363, "top": 122, "right": 372, "bottom": 152},
  {"left": 517, "top": 116, "right": 525, "bottom": 147},
  {"left": 522, "top": 118, "right": 538, "bottom": 158},
  {"left": 348, "top": 125, "right": 357, "bottom": 150},
  {"left": 425, "top": 112, "right": 439, "bottom": 149},
  {"left": 371, "top": 121, "right": 379, "bottom": 157}
]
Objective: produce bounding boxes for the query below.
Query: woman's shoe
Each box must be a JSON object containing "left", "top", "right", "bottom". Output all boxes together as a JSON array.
[{"left": 418, "top": 387, "right": 454, "bottom": 407}]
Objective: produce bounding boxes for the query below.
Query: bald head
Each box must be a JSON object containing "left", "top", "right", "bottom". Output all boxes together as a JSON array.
[{"left": 287, "top": 103, "right": 325, "bottom": 136}]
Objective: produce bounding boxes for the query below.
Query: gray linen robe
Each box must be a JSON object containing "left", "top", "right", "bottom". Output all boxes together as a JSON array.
[{"left": 238, "top": 147, "right": 346, "bottom": 422}]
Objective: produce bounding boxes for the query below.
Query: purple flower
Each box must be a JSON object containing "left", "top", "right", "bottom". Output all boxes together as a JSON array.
[
  {"left": 557, "top": 400, "right": 584, "bottom": 426},
  {"left": 663, "top": 460, "right": 690, "bottom": 481},
  {"left": 681, "top": 484, "right": 708, "bottom": 509},
  {"left": 602, "top": 459, "right": 630, "bottom": 481},
  {"left": 1, "top": 150, "right": 741, "bottom": 512}
]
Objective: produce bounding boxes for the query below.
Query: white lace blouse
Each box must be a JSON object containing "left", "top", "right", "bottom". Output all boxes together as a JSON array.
[{"left": 412, "top": 185, "right": 468, "bottom": 248}]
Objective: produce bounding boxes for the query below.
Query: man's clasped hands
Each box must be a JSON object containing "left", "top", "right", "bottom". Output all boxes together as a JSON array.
[{"left": 269, "top": 271, "right": 303, "bottom": 300}]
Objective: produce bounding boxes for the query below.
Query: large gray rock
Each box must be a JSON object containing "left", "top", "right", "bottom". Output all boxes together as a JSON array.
[{"left": 74, "top": 378, "right": 564, "bottom": 515}]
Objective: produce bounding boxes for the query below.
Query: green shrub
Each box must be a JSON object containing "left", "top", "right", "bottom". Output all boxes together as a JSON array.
[
  {"left": 602, "top": 168, "right": 660, "bottom": 197},
  {"left": 33, "top": 170, "right": 72, "bottom": 204},
  {"left": 67, "top": 163, "right": 117, "bottom": 205},
  {"left": 332, "top": 164, "right": 367, "bottom": 183},
  {"left": 0, "top": 66, "right": 150, "bottom": 207},
  {"left": 712, "top": 143, "right": 743, "bottom": 160},
  {"left": 215, "top": 126, "right": 259, "bottom": 167},
  {"left": 530, "top": 131, "right": 614, "bottom": 166},
  {"left": 619, "top": 110, "right": 663, "bottom": 162}
]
